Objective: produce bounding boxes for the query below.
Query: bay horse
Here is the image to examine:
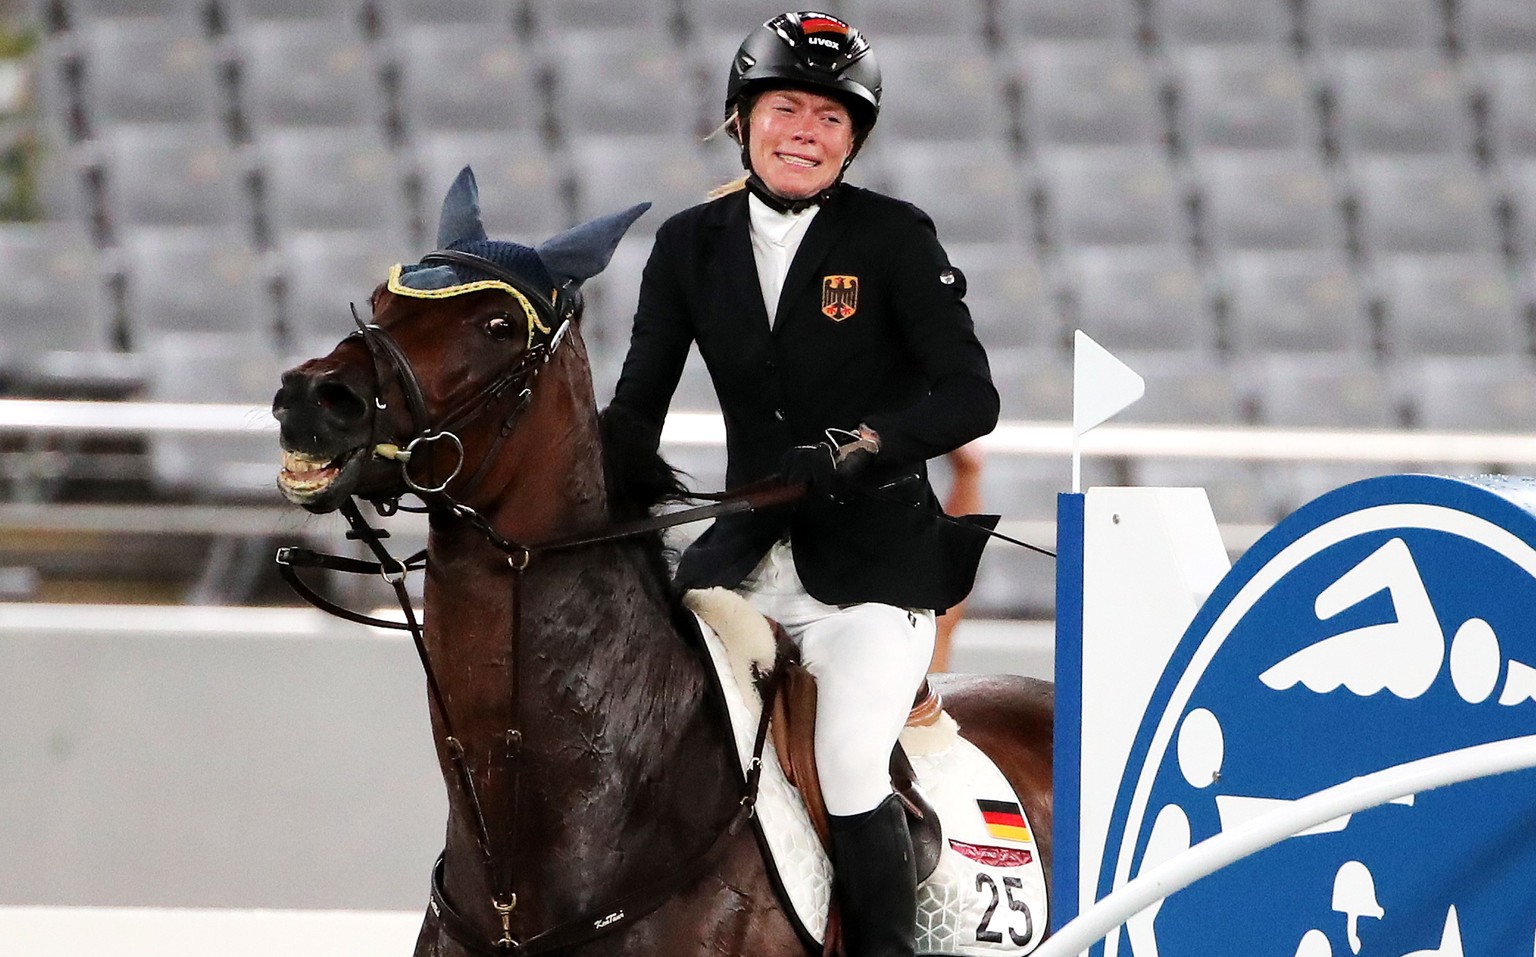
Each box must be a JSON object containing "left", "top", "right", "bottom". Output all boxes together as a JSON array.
[{"left": 271, "top": 167, "right": 1053, "bottom": 956}]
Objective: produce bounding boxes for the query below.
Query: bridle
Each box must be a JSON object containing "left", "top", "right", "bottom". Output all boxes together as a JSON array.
[
  {"left": 276, "top": 248, "right": 778, "bottom": 954},
  {"left": 349, "top": 249, "right": 580, "bottom": 507}
]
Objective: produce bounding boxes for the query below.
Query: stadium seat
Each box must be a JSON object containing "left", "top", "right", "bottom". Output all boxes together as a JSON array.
[
  {"left": 1194, "top": 149, "right": 1346, "bottom": 251},
  {"left": 220, "top": 0, "right": 366, "bottom": 27},
  {"left": 971, "top": 455, "right": 1072, "bottom": 616},
  {"left": 1038, "top": 147, "right": 1187, "bottom": 248},
  {"left": 257, "top": 129, "right": 411, "bottom": 240},
  {"left": 987, "top": 346, "right": 1072, "bottom": 420},
  {"left": 1147, "top": 0, "right": 1293, "bottom": 46},
  {"left": 28, "top": 36, "right": 77, "bottom": 148},
  {"left": 1217, "top": 249, "right": 1369, "bottom": 353},
  {"left": 1456, "top": 0, "right": 1536, "bottom": 55},
  {"left": 549, "top": 30, "right": 696, "bottom": 139},
  {"left": 28, "top": 128, "right": 86, "bottom": 222},
  {"left": 1244, "top": 355, "right": 1403, "bottom": 513},
  {"left": 1170, "top": 45, "right": 1320, "bottom": 152},
  {"left": 1327, "top": 51, "right": 1474, "bottom": 156},
  {"left": 579, "top": 234, "right": 651, "bottom": 357},
  {"left": 1019, "top": 42, "right": 1164, "bottom": 148},
  {"left": 274, "top": 228, "right": 414, "bottom": 355},
  {"left": 145, "top": 332, "right": 286, "bottom": 499},
  {"left": 885, "top": 142, "right": 1031, "bottom": 243},
  {"left": 1116, "top": 352, "right": 1244, "bottom": 424},
  {"left": 945, "top": 242, "right": 1055, "bottom": 352},
  {"left": 868, "top": 37, "right": 1011, "bottom": 144},
  {"left": 118, "top": 226, "right": 272, "bottom": 348},
  {"left": 569, "top": 134, "right": 742, "bottom": 232},
  {"left": 232, "top": 22, "right": 381, "bottom": 136},
  {"left": 1304, "top": 0, "right": 1443, "bottom": 50},
  {"left": 1134, "top": 458, "right": 1274, "bottom": 524},
  {"left": 391, "top": 27, "right": 542, "bottom": 140},
  {"left": 1349, "top": 155, "right": 1501, "bottom": 255},
  {"left": 840, "top": 0, "right": 987, "bottom": 39},
  {"left": 997, "top": 0, "right": 1138, "bottom": 43},
  {"left": 837, "top": 140, "right": 895, "bottom": 194},
  {"left": 969, "top": 545, "right": 1058, "bottom": 619},
  {"left": 982, "top": 450, "right": 1087, "bottom": 522},
  {"left": 1267, "top": 460, "right": 1400, "bottom": 516},
  {"left": 1373, "top": 253, "right": 1523, "bottom": 357},
  {"left": 0, "top": 221, "right": 121, "bottom": 389},
  {"left": 1399, "top": 355, "right": 1536, "bottom": 432},
  {"left": 1058, "top": 245, "right": 1215, "bottom": 354},
  {"left": 98, "top": 124, "right": 249, "bottom": 233},
  {"left": 1480, "top": 55, "right": 1536, "bottom": 160},
  {"left": 528, "top": 0, "right": 675, "bottom": 34},
  {"left": 688, "top": 27, "right": 769, "bottom": 133},
  {"left": 1118, "top": 361, "right": 1274, "bottom": 525},
  {"left": 66, "top": 0, "right": 209, "bottom": 26},
  {"left": 76, "top": 21, "right": 223, "bottom": 135},
  {"left": 371, "top": 0, "right": 516, "bottom": 31},
  {"left": 1505, "top": 157, "right": 1536, "bottom": 259},
  {"left": 1245, "top": 352, "right": 1398, "bottom": 427},
  {"left": 412, "top": 133, "right": 570, "bottom": 242}
]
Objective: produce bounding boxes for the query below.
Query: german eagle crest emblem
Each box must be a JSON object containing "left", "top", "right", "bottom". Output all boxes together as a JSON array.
[{"left": 821, "top": 275, "right": 858, "bottom": 321}]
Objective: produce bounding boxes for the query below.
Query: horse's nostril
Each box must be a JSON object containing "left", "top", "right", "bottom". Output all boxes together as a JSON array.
[{"left": 316, "top": 380, "right": 367, "bottom": 421}]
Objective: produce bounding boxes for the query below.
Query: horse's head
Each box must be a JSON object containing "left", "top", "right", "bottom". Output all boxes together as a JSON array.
[{"left": 272, "top": 167, "right": 647, "bottom": 513}]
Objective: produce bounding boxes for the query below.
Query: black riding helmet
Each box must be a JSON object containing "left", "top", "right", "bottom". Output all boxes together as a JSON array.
[{"left": 725, "top": 11, "right": 882, "bottom": 164}]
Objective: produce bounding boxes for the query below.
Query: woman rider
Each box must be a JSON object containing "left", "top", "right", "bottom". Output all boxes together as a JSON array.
[{"left": 607, "top": 12, "right": 1000, "bottom": 956}]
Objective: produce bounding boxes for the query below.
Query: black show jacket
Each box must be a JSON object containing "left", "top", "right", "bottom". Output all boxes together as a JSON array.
[{"left": 611, "top": 185, "right": 1001, "bottom": 612}]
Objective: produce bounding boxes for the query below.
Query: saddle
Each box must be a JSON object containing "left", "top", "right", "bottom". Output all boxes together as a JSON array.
[
  {"left": 685, "top": 587, "right": 1046, "bottom": 957},
  {"left": 760, "top": 621, "right": 943, "bottom": 957}
]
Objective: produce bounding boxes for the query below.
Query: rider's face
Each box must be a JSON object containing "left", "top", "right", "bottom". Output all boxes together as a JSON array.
[{"left": 746, "top": 89, "right": 855, "bottom": 200}]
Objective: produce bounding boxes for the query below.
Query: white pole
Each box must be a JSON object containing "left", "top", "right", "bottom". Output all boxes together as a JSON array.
[{"left": 1032, "top": 734, "right": 1536, "bottom": 957}]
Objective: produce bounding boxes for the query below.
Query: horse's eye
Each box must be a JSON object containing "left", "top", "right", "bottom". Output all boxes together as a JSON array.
[{"left": 484, "top": 314, "right": 516, "bottom": 341}]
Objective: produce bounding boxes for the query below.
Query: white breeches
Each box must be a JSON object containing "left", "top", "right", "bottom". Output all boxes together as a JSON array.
[{"left": 736, "top": 540, "right": 936, "bottom": 817}]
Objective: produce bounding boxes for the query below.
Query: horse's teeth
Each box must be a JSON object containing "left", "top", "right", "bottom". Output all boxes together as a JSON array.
[{"left": 282, "top": 450, "right": 333, "bottom": 472}]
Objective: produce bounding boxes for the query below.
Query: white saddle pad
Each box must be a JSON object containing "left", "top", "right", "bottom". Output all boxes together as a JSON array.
[{"left": 689, "top": 599, "right": 1047, "bottom": 956}]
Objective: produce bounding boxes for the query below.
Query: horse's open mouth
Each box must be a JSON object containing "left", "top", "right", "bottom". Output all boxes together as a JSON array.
[{"left": 277, "top": 447, "right": 366, "bottom": 505}]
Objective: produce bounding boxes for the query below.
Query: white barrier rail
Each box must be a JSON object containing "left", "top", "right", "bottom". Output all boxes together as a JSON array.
[
  {"left": 4, "top": 400, "right": 1536, "bottom": 465},
  {"left": 0, "top": 907, "right": 420, "bottom": 957},
  {"left": 1035, "top": 734, "right": 1536, "bottom": 957}
]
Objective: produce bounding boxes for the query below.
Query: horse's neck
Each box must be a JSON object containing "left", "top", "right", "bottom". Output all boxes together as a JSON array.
[{"left": 421, "top": 348, "right": 740, "bottom": 926}]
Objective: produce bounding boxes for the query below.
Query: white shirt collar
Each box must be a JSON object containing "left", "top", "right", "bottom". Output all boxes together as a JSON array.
[
  {"left": 748, "top": 192, "right": 819, "bottom": 246},
  {"left": 746, "top": 192, "right": 820, "bottom": 324}
]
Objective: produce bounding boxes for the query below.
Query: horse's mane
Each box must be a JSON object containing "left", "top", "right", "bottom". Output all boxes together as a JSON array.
[{"left": 597, "top": 402, "right": 691, "bottom": 596}]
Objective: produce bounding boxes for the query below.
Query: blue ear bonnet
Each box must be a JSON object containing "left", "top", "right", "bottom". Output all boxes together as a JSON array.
[
  {"left": 395, "top": 239, "right": 556, "bottom": 298},
  {"left": 391, "top": 166, "right": 649, "bottom": 310}
]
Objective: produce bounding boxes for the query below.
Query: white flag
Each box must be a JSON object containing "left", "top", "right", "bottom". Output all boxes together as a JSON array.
[{"left": 1073, "top": 330, "right": 1145, "bottom": 436}]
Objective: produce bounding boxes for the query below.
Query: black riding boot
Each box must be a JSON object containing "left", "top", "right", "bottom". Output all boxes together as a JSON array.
[{"left": 828, "top": 794, "right": 917, "bottom": 957}]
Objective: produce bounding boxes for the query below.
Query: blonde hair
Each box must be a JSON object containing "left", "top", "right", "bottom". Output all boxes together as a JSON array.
[{"left": 706, "top": 107, "right": 748, "bottom": 199}]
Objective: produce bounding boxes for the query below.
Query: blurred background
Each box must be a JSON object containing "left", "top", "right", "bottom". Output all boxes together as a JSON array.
[
  {"left": 2, "top": 0, "right": 1536, "bottom": 927},
  {"left": 4, "top": 0, "right": 1536, "bottom": 617}
]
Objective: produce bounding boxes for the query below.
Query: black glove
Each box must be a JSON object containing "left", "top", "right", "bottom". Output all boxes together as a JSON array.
[
  {"left": 779, "top": 428, "right": 881, "bottom": 497},
  {"left": 779, "top": 442, "right": 838, "bottom": 493}
]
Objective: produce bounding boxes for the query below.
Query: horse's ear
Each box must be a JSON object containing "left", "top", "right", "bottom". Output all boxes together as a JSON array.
[
  {"left": 437, "top": 166, "right": 490, "bottom": 249},
  {"left": 536, "top": 202, "right": 651, "bottom": 286}
]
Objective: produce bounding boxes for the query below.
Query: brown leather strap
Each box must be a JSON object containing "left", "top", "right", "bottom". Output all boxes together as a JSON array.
[{"left": 532, "top": 480, "right": 806, "bottom": 555}]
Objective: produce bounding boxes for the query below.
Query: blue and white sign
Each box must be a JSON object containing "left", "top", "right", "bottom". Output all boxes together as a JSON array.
[{"left": 1058, "top": 475, "right": 1536, "bottom": 957}]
